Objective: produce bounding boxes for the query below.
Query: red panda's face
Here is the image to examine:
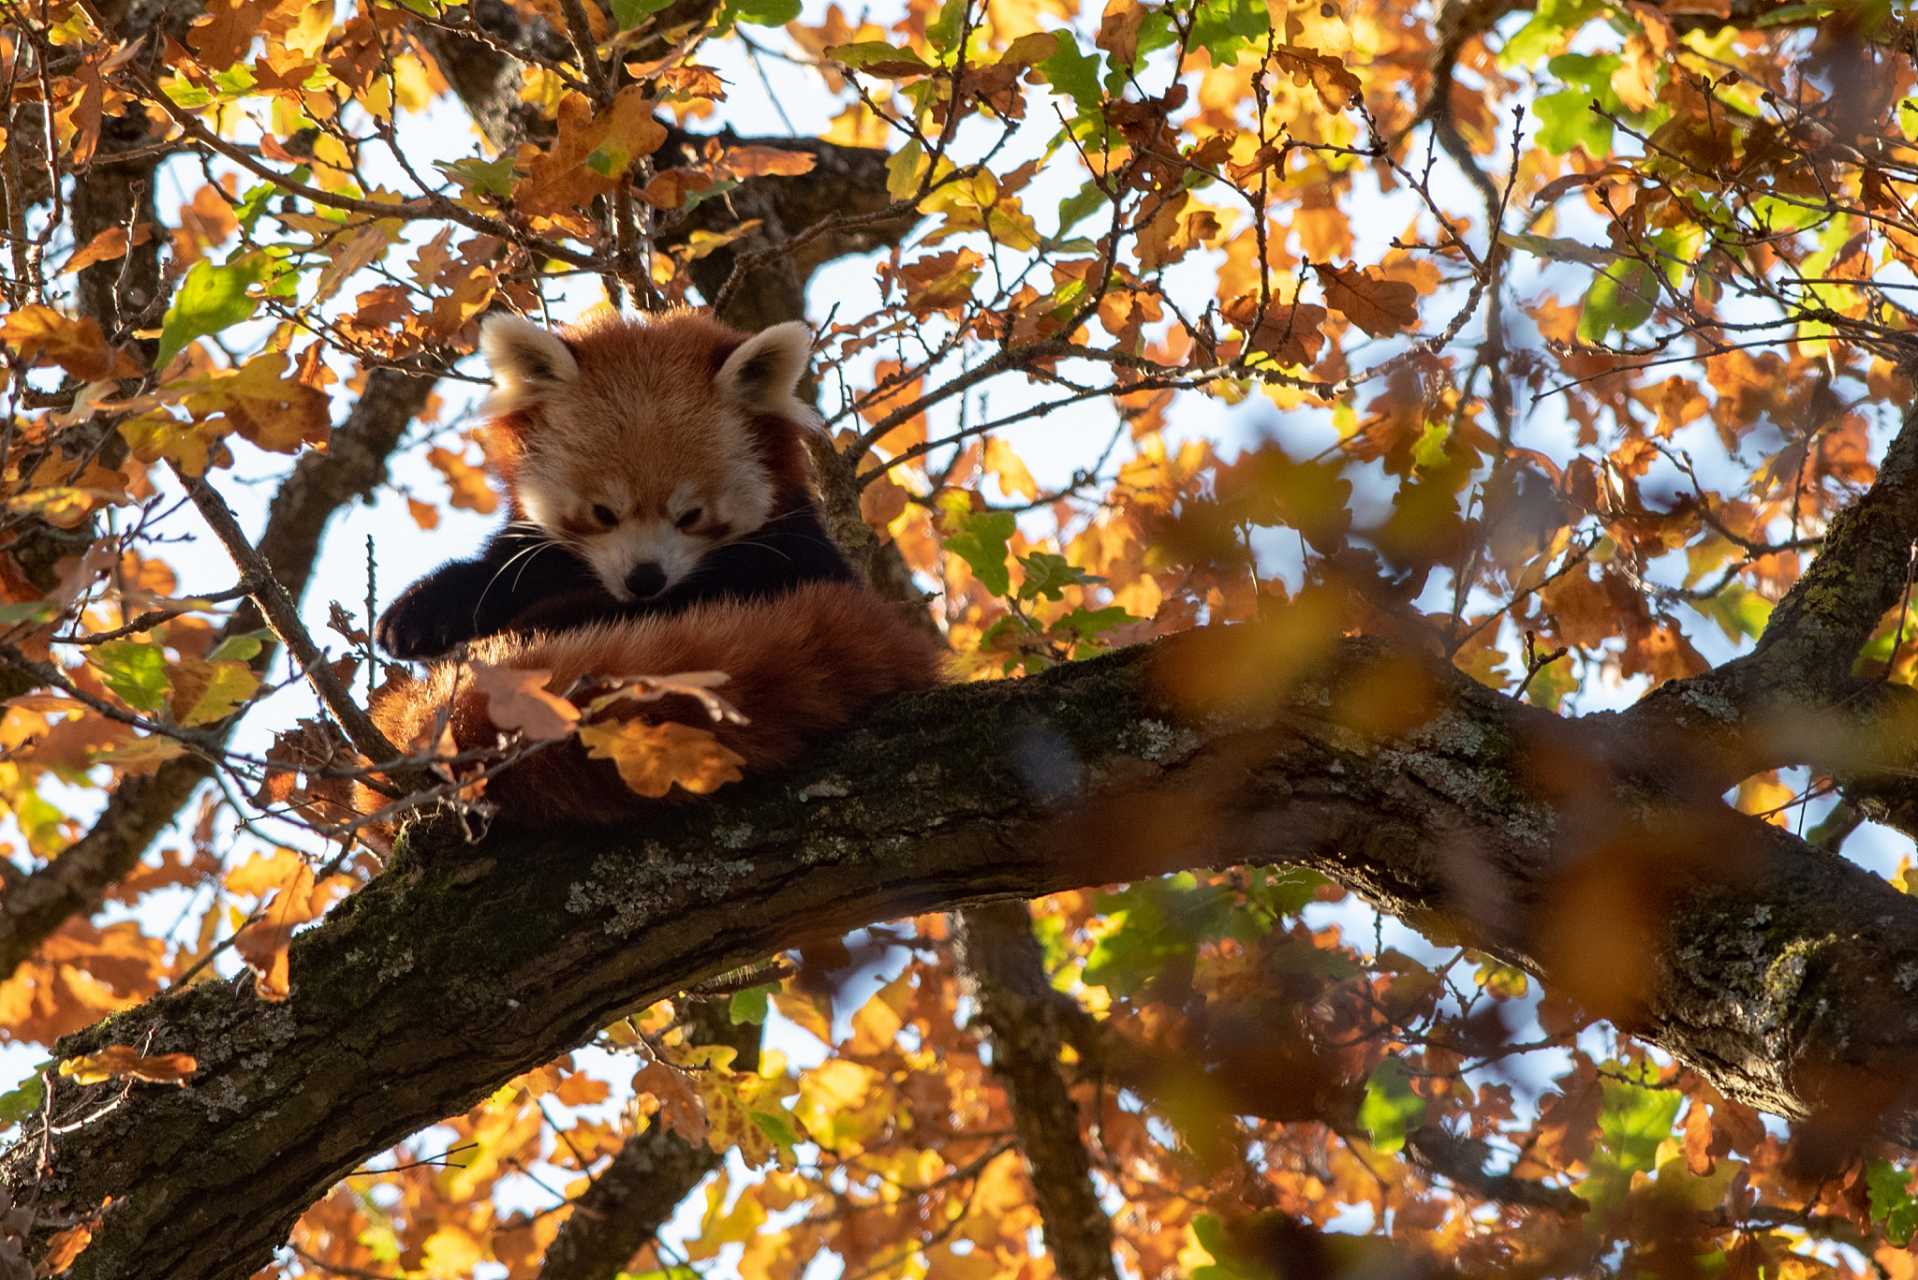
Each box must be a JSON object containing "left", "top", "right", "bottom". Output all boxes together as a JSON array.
[{"left": 478, "top": 313, "right": 818, "bottom": 601}]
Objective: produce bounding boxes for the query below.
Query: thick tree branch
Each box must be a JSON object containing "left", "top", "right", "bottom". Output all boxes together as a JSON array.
[
  {"left": 12, "top": 623, "right": 1918, "bottom": 1277},
  {"left": 955, "top": 903, "right": 1118, "bottom": 1280},
  {"left": 0, "top": 369, "right": 436, "bottom": 979},
  {"left": 1623, "top": 395, "right": 1918, "bottom": 812}
]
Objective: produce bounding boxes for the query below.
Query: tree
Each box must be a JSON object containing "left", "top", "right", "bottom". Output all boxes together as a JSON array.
[{"left": 2, "top": 0, "right": 1918, "bottom": 1275}]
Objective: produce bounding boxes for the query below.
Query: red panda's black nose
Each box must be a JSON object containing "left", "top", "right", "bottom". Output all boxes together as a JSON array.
[{"left": 625, "top": 562, "right": 668, "bottom": 599}]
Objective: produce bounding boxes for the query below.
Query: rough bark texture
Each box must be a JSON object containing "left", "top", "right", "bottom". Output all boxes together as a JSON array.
[
  {"left": 956, "top": 903, "right": 1119, "bottom": 1280},
  {"left": 15, "top": 617, "right": 1918, "bottom": 1278},
  {"left": 0, "top": 368, "right": 437, "bottom": 979}
]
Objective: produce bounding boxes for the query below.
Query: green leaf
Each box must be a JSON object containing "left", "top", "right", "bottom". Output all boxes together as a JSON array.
[
  {"left": 169, "top": 659, "right": 260, "bottom": 727},
  {"left": 1055, "top": 180, "right": 1107, "bottom": 239},
  {"left": 1241, "top": 866, "right": 1328, "bottom": 917},
  {"left": 207, "top": 629, "right": 273, "bottom": 664},
  {"left": 1190, "top": 0, "right": 1266, "bottom": 64},
  {"left": 1576, "top": 259, "right": 1656, "bottom": 342},
  {"left": 0, "top": 601, "right": 53, "bottom": 625},
  {"left": 91, "top": 640, "right": 170, "bottom": 713},
  {"left": 828, "top": 41, "right": 934, "bottom": 76},
  {"left": 1869, "top": 1158, "right": 1918, "bottom": 1246},
  {"left": 1037, "top": 32, "right": 1101, "bottom": 117},
  {"left": 1189, "top": 1215, "right": 1264, "bottom": 1280},
  {"left": 1578, "top": 1076, "right": 1683, "bottom": 1222},
  {"left": 1084, "top": 873, "right": 1239, "bottom": 997},
  {"left": 1056, "top": 605, "right": 1134, "bottom": 645},
  {"left": 156, "top": 257, "right": 266, "bottom": 369},
  {"left": 730, "top": 0, "right": 800, "bottom": 27},
  {"left": 435, "top": 155, "right": 516, "bottom": 198},
  {"left": 943, "top": 510, "right": 1016, "bottom": 597},
  {"left": 1694, "top": 582, "right": 1772, "bottom": 644},
  {"left": 0, "top": 1070, "right": 44, "bottom": 1129},
  {"left": 729, "top": 983, "right": 775, "bottom": 1025},
  {"left": 1533, "top": 88, "right": 1614, "bottom": 156},
  {"left": 1017, "top": 551, "right": 1104, "bottom": 601},
  {"left": 924, "top": 0, "right": 964, "bottom": 55},
  {"left": 1358, "top": 1057, "right": 1426, "bottom": 1154},
  {"left": 749, "top": 1107, "right": 803, "bottom": 1156},
  {"left": 1497, "top": 0, "right": 1601, "bottom": 69},
  {"left": 611, "top": 0, "right": 675, "bottom": 26},
  {"left": 886, "top": 138, "right": 926, "bottom": 201}
]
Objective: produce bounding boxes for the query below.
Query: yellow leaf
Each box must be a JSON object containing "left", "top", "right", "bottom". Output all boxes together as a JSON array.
[
  {"left": 89, "top": 736, "right": 189, "bottom": 773},
  {"left": 166, "top": 657, "right": 259, "bottom": 727},
  {"left": 578, "top": 719, "right": 745, "bottom": 798},
  {"left": 419, "top": 1225, "right": 485, "bottom": 1280},
  {"left": 58, "top": 1044, "right": 197, "bottom": 1085},
  {"left": 984, "top": 437, "right": 1038, "bottom": 502}
]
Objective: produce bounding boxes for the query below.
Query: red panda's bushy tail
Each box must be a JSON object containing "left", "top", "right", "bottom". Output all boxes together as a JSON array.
[{"left": 367, "top": 581, "right": 946, "bottom": 825}]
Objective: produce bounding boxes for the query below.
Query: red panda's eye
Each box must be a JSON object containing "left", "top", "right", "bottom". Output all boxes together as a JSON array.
[
  {"left": 676, "top": 508, "right": 703, "bottom": 529},
  {"left": 592, "top": 504, "right": 617, "bottom": 526}
]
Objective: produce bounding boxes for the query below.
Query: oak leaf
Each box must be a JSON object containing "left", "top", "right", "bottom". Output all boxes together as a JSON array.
[
  {"left": 229, "top": 851, "right": 350, "bottom": 1000},
  {"left": 578, "top": 718, "right": 745, "bottom": 798},
  {"left": 0, "top": 306, "right": 141, "bottom": 381},
  {"left": 166, "top": 657, "right": 259, "bottom": 727},
  {"left": 1096, "top": 0, "right": 1146, "bottom": 66},
  {"left": 1220, "top": 293, "right": 1328, "bottom": 367},
  {"left": 427, "top": 445, "right": 499, "bottom": 514},
  {"left": 633, "top": 1059, "right": 708, "bottom": 1144},
  {"left": 1313, "top": 263, "right": 1419, "bottom": 338},
  {"left": 469, "top": 662, "right": 580, "bottom": 741}
]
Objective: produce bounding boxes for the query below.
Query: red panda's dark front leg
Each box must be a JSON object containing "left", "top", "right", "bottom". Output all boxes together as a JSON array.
[{"left": 377, "top": 525, "right": 604, "bottom": 660}]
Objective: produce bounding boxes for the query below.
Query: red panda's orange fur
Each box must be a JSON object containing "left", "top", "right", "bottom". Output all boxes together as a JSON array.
[{"left": 371, "top": 581, "right": 943, "bottom": 824}]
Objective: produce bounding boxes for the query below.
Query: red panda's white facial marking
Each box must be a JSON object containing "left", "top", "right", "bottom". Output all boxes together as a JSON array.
[{"left": 478, "top": 313, "right": 816, "bottom": 601}]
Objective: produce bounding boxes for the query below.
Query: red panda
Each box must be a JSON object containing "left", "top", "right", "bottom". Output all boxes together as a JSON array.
[
  {"left": 367, "top": 310, "right": 946, "bottom": 825},
  {"left": 376, "top": 311, "right": 861, "bottom": 656}
]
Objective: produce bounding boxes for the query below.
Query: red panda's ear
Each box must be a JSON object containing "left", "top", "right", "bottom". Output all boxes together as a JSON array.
[
  {"left": 717, "top": 321, "right": 819, "bottom": 431},
  {"left": 479, "top": 314, "right": 578, "bottom": 413}
]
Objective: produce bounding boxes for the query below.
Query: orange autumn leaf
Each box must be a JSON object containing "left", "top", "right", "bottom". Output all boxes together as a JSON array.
[
  {"left": 58, "top": 1044, "right": 198, "bottom": 1086},
  {"left": 723, "top": 146, "right": 818, "bottom": 178},
  {"left": 37, "top": 1223, "right": 92, "bottom": 1277},
  {"left": 229, "top": 851, "right": 350, "bottom": 1001},
  {"left": 633, "top": 1059, "right": 708, "bottom": 1145},
  {"left": 468, "top": 661, "right": 581, "bottom": 741},
  {"left": 427, "top": 446, "right": 500, "bottom": 514},
  {"left": 0, "top": 305, "right": 141, "bottom": 381},
  {"left": 577, "top": 718, "right": 745, "bottom": 798}
]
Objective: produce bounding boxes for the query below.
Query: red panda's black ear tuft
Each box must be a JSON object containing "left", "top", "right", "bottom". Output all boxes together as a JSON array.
[
  {"left": 717, "top": 320, "right": 819, "bottom": 431},
  {"left": 479, "top": 314, "right": 579, "bottom": 414}
]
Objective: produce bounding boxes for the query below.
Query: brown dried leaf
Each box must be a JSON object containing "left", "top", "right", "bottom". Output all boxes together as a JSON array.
[
  {"left": 633, "top": 1060, "right": 708, "bottom": 1145},
  {"left": 1220, "top": 294, "right": 1328, "bottom": 367},
  {"left": 1096, "top": 0, "right": 1146, "bottom": 65},
  {"left": 1313, "top": 262, "right": 1420, "bottom": 338},
  {"left": 469, "top": 661, "right": 580, "bottom": 741}
]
